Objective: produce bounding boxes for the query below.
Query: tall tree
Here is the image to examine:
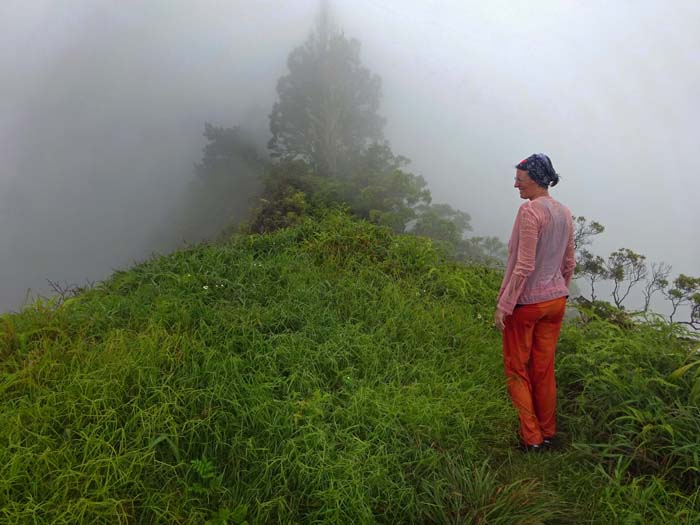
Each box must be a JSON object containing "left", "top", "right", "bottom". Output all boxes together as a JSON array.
[{"left": 268, "top": 3, "right": 384, "bottom": 177}]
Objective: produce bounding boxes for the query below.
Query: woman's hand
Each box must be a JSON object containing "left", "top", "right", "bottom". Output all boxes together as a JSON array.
[{"left": 494, "top": 309, "right": 506, "bottom": 332}]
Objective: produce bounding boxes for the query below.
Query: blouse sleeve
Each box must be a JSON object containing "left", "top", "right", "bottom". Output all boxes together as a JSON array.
[
  {"left": 497, "top": 205, "right": 540, "bottom": 315},
  {"left": 561, "top": 216, "right": 576, "bottom": 287}
]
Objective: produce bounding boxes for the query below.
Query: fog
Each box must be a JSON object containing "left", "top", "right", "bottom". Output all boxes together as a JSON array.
[{"left": 2, "top": 0, "right": 698, "bottom": 314}]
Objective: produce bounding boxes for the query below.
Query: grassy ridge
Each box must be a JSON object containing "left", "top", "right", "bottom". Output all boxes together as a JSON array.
[{"left": 1, "top": 211, "right": 699, "bottom": 523}]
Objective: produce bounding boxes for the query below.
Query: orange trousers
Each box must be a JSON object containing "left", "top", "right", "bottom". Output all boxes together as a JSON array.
[{"left": 502, "top": 296, "right": 566, "bottom": 446}]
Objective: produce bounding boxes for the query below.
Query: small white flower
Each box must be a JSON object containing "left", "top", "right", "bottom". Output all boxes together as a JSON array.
[{"left": 203, "top": 285, "right": 209, "bottom": 290}]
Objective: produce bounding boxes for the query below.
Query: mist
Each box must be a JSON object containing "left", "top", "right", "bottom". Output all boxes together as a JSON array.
[
  {"left": 2, "top": 0, "right": 698, "bottom": 315},
  {"left": 1, "top": 1, "right": 314, "bottom": 311}
]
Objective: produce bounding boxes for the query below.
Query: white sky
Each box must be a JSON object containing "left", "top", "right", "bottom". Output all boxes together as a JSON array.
[
  {"left": 335, "top": 1, "right": 700, "bottom": 271},
  {"left": 1, "top": 0, "right": 698, "bottom": 313}
]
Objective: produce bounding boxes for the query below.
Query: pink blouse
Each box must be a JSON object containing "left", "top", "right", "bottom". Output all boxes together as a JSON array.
[{"left": 497, "top": 195, "right": 575, "bottom": 315}]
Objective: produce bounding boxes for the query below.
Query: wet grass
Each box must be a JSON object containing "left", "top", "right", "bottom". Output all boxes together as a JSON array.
[{"left": 1, "top": 211, "right": 698, "bottom": 523}]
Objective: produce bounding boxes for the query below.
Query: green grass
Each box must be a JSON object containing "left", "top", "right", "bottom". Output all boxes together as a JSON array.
[{"left": 1, "top": 211, "right": 699, "bottom": 523}]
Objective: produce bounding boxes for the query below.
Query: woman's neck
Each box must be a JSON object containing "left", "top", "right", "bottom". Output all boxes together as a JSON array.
[{"left": 529, "top": 188, "right": 550, "bottom": 200}]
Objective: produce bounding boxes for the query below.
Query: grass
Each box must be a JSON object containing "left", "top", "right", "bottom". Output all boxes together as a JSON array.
[{"left": 1, "top": 211, "right": 699, "bottom": 523}]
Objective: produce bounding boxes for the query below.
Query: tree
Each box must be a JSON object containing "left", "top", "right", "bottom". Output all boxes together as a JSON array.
[
  {"left": 664, "top": 274, "right": 700, "bottom": 326},
  {"left": 459, "top": 236, "right": 507, "bottom": 267},
  {"left": 475, "top": 237, "right": 508, "bottom": 261},
  {"left": 412, "top": 203, "right": 471, "bottom": 245},
  {"left": 606, "top": 248, "right": 647, "bottom": 309},
  {"left": 692, "top": 297, "right": 700, "bottom": 328},
  {"left": 576, "top": 249, "right": 607, "bottom": 302},
  {"left": 268, "top": 4, "right": 384, "bottom": 177},
  {"left": 246, "top": 160, "right": 313, "bottom": 234},
  {"left": 572, "top": 216, "right": 606, "bottom": 301},
  {"left": 177, "top": 123, "right": 265, "bottom": 241},
  {"left": 264, "top": 3, "right": 485, "bottom": 249},
  {"left": 642, "top": 261, "right": 671, "bottom": 312},
  {"left": 246, "top": 144, "right": 432, "bottom": 235},
  {"left": 572, "top": 215, "right": 605, "bottom": 254},
  {"left": 346, "top": 143, "right": 431, "bottom": 232}
]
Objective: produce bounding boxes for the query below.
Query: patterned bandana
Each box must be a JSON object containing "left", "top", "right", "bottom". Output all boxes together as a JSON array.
[{"left": 516, "top": 153, "right": 557, "bottom": 187}]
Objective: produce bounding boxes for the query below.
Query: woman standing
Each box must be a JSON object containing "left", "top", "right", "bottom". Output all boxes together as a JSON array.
[{"left": 494, "top": 153, "right": 575, "bottom": 451}]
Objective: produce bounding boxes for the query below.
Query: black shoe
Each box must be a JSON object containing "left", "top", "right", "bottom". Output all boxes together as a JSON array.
[
  {"left": 542, "top": 436, "right": 556, "bottom": 449},
  {"left": 519, "top": 442, "right": 545, "bottom": 453}
]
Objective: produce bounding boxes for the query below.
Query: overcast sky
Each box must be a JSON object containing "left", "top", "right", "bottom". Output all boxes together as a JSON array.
[{"left": 1, "top": 0, "right": 698, "bottom": 314}]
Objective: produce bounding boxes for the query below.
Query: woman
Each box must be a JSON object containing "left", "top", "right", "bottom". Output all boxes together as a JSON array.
[{"left": 494, "top": 153, "right": 575, "bottom": 451}]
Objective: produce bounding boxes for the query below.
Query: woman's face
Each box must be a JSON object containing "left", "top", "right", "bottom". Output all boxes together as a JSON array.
[{"left": 514, "top": 169, "right": 538, "bottom": 200}]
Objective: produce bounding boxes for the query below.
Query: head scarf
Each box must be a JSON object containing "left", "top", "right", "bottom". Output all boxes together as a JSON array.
[{"left": 516, "top": 153, "right": 559, "bottom": 187}]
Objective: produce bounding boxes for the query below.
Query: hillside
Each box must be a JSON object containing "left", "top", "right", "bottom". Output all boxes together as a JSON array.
[{"left": 1, "top": 211, "right": 699, "bottom": 524}]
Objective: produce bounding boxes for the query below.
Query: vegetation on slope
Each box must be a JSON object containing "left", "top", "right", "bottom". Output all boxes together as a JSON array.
[{"left": 1, "top": 212, "right": 699, "bottom": 523}]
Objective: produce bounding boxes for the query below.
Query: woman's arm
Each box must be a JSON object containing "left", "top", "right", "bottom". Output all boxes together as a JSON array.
[
  {"left": 496, "top": 205, "right": 539, "bottom": 315},
  {"left": 561, "top": 216, "right": 576, "bottom": 287}
]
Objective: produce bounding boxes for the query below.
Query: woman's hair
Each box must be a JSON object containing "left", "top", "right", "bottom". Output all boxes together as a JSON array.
[{"left": 515, "top": 153, "right": 560, "bottom": 188}]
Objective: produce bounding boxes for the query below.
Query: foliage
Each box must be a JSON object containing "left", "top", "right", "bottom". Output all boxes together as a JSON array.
[
  {"left": 557, "top": 313, "right": 700, "bottom": 513},
  {"left": 1, "top": 212, "right": 699, "bottom": 523},
  {"left": 245, "top": 147, "right": 432, "bottom": 236},
  {"left": 247, "top": 146, "right": 502, "bottom": 265},
  {"left": 245, "top": 160, "right": 317, "bottom": 234},
  {"left": 345, "top": 143, "right": 431, "bottom": 231},
  {"left": 570, "top": 297, "right": 634, "bottom": 328}
]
